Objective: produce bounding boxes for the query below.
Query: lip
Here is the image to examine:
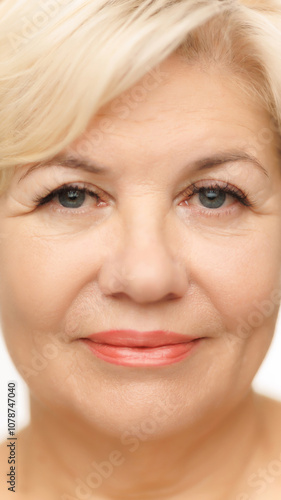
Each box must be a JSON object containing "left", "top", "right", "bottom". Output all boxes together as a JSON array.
[
  {"left": 85, "top": 329, "right": 199, "bottom": 346},
  {"left": 81, "top": 330, "right": 203, "bottom": 367}
]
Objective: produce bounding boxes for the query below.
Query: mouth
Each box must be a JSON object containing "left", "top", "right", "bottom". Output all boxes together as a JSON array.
[{"left": 81, "top": 330, "right": 203, "bottom": 367}]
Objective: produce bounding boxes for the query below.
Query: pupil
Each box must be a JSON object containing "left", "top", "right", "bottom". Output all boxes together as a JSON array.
[
  {"left": 199, "top": 188, "right": 226, "bottom": 209},
  {"left": 58, "top": 189, "right": 85, "bottom": 208}
]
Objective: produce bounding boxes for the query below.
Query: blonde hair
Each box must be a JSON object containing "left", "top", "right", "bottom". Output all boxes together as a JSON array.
[{"left": 1, "top": 0, "right": 281, "bottom": 193}]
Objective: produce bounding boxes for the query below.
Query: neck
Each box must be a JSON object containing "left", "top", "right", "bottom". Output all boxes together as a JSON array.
[{"left": 18, "top": 389, "right": 267, "bottom": 500}]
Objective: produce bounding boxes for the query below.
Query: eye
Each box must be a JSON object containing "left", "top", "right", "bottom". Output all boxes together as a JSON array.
[
  {"left": 33, "top": 183, "right": 107, "bottom": 210},
  {"left": 181, "top": 181, "right": 254, "bottom": 212}
]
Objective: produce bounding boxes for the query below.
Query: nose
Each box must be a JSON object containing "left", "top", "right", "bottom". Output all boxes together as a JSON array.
[{"left": 98, "top": 213, "right": 189, "bottom": 304}]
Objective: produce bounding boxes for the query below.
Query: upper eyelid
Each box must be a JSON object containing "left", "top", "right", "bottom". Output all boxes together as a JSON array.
[
  {"left": 37, "top": 181, "right": 105, "bottom": 199},
  {"left": 180, "top": 179, "right": 244, "bottom": 196},
  {"left": 183, "top": 177, "right": 234, "bottom": 188},
  {"left": 55, "top": 182, "right": 103, "bottom": 196}
]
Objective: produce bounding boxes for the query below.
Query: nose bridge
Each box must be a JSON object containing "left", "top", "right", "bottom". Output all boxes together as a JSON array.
[
  {"left": 99, "top": 197, "right": 188, "bottom": 303},
  {"left": 124, "top": 198, "right": 166, "bottom": 246},
  {"left": 119, "top": 194, "right": 174, "bottom": 266}
]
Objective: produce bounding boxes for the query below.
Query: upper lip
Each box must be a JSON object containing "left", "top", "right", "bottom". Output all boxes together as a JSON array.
[{"left": 84, "top": 330, "right": 200, "bottom": 347}]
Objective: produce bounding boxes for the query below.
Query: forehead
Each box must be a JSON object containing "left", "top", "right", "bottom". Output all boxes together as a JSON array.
[{"left": 67, "top": 56, "right": 280, "bottom": 175}]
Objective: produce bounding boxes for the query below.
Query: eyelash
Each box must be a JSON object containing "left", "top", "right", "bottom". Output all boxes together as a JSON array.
[
  {"left": 33, "top": 183, "right": 103, "bottom": 208},
  {"left": 32, "top": 181, "right": 255, "bottom": 213},
  {"left": 182, "top": 181, "right": 254, "bottom": 207}
]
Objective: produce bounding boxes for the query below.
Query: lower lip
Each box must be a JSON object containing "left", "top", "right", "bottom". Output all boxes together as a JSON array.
[{"left": 82, "top": 339, "right": 202, "bottom": 367}]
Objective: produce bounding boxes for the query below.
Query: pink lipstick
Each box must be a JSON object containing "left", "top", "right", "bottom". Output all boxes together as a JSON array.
[{"left": 81, "top": 330, "right": 202, "bottom": 367}]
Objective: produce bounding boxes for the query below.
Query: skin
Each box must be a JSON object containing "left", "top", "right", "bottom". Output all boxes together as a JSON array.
[{"left": 0, "top": 53, "right": 281, "bottom": 499}]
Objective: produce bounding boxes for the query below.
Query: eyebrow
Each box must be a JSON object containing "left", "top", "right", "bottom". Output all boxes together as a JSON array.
[
  {"left": 18, "top": 154, "right": 111, "bottom": 183},
  {"left": 193, "top": 151, "right": 269, "bottom": 177},
  {"left": 17, "top": 149, "right": 269, "bottom": 183}
]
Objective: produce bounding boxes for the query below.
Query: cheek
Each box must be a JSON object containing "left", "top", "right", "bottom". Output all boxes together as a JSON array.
[
  {"left": 191, "top": 214, "right": 281, "bottom": 320},
  {"left": 191, "top": 219, "right": 281, "bottom": 373},
  {"left": 0, "top": 224, "right": 103, "bottom": 365},
  {"left": 0, "top": 229, "right": 106, "bottom": 402}
]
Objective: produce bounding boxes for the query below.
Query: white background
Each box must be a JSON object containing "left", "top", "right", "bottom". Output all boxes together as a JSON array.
[{"left": 1, "top": 314, "right": 281, "bottom": 441}]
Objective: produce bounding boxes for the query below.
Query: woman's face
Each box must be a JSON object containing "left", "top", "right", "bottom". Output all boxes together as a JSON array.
[{"left": 1, "top": 54, "right": 281, "bottom": 437}]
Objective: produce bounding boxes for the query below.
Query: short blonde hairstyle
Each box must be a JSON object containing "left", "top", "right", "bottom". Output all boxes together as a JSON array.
[{"left": 1, "top": 0, "right": 281, "bottom": 193}]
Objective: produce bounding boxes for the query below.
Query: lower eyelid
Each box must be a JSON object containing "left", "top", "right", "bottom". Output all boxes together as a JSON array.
[{"left": 179, "top": 204, "right": 240, "bottom": 222}]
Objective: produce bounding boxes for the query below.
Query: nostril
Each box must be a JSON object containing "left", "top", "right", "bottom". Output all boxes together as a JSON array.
[{"left": 166, "top": 293, "right": 178, "bottom": 300}]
